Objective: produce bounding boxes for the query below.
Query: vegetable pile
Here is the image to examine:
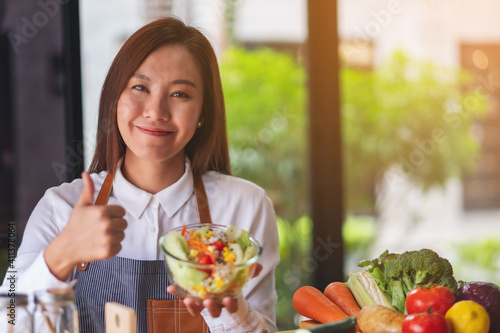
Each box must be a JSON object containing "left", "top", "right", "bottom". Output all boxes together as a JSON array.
[
  {"left": 292, "top": 248, "right": 500, "bottom": 333},
  {"left": 350, "top": 249, "right": 457, "bottom": 313}
]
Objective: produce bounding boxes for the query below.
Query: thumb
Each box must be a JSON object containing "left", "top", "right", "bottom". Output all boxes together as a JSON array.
[{"left": 76, "top": 172, "right": 95, "bottom": 207}]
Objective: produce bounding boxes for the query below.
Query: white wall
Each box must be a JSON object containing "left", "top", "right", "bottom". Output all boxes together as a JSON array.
[{"left": 233, "top": 0, "right": 307, "bottom": 43}]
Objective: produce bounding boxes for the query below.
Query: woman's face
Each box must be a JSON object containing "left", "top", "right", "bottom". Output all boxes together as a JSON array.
[{"left": 117, "top": 44, "right": 204, "bottom": 165}]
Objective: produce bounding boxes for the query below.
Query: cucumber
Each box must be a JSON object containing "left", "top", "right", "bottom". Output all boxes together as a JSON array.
[
  {"left": 225, "top": 225, "right": 242, "bottom": 242},
  {"left": 243, "top": 244, "right": 257, "bottom": 262},
  {"left": 235, "top": 230, "right": 251, "bottom": 252},
  {"left": 163, "top": 230, "right": 189, "bottom": 260},
  {"left": 192, "top": 225, "right": 211, "bottom": 240},
  {"left": 166, "top": 257, "right": 208, "bottom": 290},
  {"left": 295, "top": 317, "right": 356, "bottom": 333}
]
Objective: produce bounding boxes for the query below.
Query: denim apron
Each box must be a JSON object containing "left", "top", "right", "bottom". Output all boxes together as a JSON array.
[{"left": 74, "top": 172, "right": 211, "bottom": 333}]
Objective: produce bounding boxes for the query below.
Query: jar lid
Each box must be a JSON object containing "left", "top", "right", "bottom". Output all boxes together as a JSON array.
[
  {"left": 34, "top": 288, "right": 75, "bottom": 304},
  {"left": 0, "top": 293, "right": 29, "bottom": 307}
]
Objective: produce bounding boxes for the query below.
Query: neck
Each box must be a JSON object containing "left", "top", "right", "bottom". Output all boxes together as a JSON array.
[{"left": 121, "top": 151, "right": 186, "bottom": 194}]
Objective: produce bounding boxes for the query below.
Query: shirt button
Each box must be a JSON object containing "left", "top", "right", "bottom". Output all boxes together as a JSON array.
[{"left": 148, "top": 227, "right": 156, "bottom": 234}]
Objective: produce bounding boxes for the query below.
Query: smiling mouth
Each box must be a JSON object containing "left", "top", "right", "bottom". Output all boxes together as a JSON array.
[{"left": 137, "top": 126, "right": 173, "bottom": 136}]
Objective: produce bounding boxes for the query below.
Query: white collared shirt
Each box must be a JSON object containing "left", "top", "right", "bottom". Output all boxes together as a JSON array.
[{"left": 2, "top": 159, "right": 279, "bottom": 333}]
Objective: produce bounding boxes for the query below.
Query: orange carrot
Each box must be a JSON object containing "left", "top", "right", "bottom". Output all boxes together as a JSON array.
[
  {"left": 180, "top": 225, "right": 187, "bottom": 236},
  {"left": 187, "top": 239, "right": 208, "bottom": 251},
  {"left": 293, "top": 286, "right": 348, "bottom": 324},
  {"left": 324, "top": 282, "right": 361, "bottom": 316}
]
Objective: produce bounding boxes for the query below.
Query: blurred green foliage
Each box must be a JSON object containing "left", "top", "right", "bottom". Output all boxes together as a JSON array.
[
  {"left": 342, "top": 51, "right": 487, "bottom": 213},
  {"left": 342, "top": 215, "right": 377, "bottom": 259},
  {"left": 275, "top": 216, "right": 313, "bottom": 329},
  {"left": 220, "top": 47, "right": 308, "bottom": 221},
  {"left": 453, "top": 237, "right": 500, "bottom": 286}
]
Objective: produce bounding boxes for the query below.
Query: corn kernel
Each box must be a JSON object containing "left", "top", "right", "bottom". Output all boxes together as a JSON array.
[
  {"left": 215, "top": 277, "right": 224, "bottom": 288},
  {"left": 198, "top": 289, "right": 207, "bottom": 298}
]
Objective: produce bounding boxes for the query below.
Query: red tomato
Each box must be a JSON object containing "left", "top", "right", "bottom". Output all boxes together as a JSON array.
[
  {"left": 402, "top": 312, "right": 451, "bottom": 333},
  {"left": 406, "top": 284, "right": 455, "bottom": 316},
  {"left": 212, "top": 241, "right": 225, "bottom": 252},
  {"left": 197, "top": 254, "right": 213, "bottom": 274}
]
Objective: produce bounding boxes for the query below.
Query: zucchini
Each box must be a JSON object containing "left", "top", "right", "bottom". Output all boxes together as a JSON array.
[{"left": 296, "top": 317, "right": 356, "bottom": 333}]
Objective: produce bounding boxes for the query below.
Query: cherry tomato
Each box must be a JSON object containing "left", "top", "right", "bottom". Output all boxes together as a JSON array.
[
  {"left": 406, "top": 284, "right": 455, "bottom": 316},
  {"left": 197, "top": 254, "right": 213, "bottom": 274},
  {"left": 402, "top": 312, "right": 451, "bottom": 333},
  {"left": 212, "top": 241, "right": 225, "bottom": 252}
]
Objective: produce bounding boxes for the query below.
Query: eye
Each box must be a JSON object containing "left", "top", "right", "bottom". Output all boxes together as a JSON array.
[
  {"left": 132, "top": 85, "right": 149, "bottom": 93},
  {"left": 171, "top": 91, "right": 190, "bottom": 98}
]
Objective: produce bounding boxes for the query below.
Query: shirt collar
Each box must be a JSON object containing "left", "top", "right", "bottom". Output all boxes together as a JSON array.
[{"left": 113, "top": 158, "right": 194, "bottom": 219}]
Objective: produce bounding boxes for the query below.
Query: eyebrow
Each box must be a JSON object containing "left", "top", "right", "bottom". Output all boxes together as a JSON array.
[
  {"left": 132, "top": 73, "right": 150, "bottom": 81},
  {"left": 132, "top": 73, "right": 197, "bottom": 88},
  {"left": 172, "top": 79, "right": 197, "bottom": 88}
]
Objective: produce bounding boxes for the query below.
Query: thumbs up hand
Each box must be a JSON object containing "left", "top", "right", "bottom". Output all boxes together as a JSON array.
[{"left": 45, "top": 172, "right": 127, "bottom": 281}]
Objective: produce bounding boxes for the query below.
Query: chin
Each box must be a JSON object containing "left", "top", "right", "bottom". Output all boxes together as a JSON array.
[{"left": 134, "top": 151, "right": 184, "bottom": 164}]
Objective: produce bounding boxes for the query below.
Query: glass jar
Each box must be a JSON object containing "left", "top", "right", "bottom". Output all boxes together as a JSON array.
[
  {"left": 34, "top": 289, "right": 79, "bottom": 333},
  {"left": 0, "top": 293, "right": 33, "bottom": 333}
]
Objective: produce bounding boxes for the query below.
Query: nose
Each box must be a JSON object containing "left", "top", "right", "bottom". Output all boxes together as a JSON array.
[{"left": 143, "top": 94, "right": 170, "bottom": 121}]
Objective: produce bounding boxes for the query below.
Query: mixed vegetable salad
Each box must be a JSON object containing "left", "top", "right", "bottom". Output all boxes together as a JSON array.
[{"left": 161, "top": 224, "right": 261, "bottom": 301}]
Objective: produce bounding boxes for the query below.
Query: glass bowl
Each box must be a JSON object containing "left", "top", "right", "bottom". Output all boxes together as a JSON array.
[{"left": 160, "top": 223, "right": 262, "bottom": 303}]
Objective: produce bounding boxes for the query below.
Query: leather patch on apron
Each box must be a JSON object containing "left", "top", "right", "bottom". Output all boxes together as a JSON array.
[{"left": 147, "top": 299, "right": 209, "bottom": 333}]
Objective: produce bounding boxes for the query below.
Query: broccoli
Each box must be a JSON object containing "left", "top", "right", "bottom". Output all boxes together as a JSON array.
[{"left": 384, "top": 248, "right": 458, "bottom": 313}]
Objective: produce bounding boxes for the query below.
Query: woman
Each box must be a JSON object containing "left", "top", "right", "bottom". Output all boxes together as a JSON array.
[{"left": 7, "top": 17, "right": 279, "bottom": 332}]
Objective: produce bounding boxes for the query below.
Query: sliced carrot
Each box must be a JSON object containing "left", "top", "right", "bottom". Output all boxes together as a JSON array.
[
  {"left": 187, "top": 239, "right": 208, "bottom": 250},
  {"left": 208, "top": 252, "right": 216, "bottom": 265},
  {"left": 180, "top": 225, "right": 187, "bottom": 237},
  {"left": 324, "top": 282, "right": 361, "bottom": 317},
  {"left": 293, "top": 286, "right": 348, "bottom": 324}
]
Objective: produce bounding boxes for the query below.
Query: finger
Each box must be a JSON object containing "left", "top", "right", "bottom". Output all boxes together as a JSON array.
[
  {"left": 109, "top": 217, "right": 128, "bottom": 231},
  {"left": 108, "top": 243, "right": 122, "bottom": 257},
  {"left": 252, "top": 263, "right": 263, "bottom": 278},
  {"left": 166, "top": 286, "right": 180, "bottom": 297},
  {"left": 76, "top": 172, "right": 95, "bottom": 207},
  {"left": 106, "top": 205, "right": 126, "bottom": 217},
  {"left": 203, "top": 299, "right": 222, "bottom": 318},
  {"left": 108, "top": 230, "right": 126, "bottom": 243},
  {"left": 93, "top": 242, "right": 122, "bottom": 261},
  {"left": 184, "top": 297, "right": 204, "bottom": 316},
  {"left": 222, "top": 296, "right": 238, "bottom": 313}
]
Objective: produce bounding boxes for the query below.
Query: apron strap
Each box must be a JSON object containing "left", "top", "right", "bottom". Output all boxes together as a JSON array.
[
  {"left": 193, "top": 173, "right": 213, "bottom": 224},
  {"left": 95, "top": 172, "right": 115, "bottom": 205},
  {"left": 77, "top": 171, "right": 212, "bottom": 271}
]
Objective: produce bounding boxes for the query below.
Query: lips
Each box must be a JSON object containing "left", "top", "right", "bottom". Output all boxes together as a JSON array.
[{"left": 136, "top": 126, "right": 173, "bottom": 137}]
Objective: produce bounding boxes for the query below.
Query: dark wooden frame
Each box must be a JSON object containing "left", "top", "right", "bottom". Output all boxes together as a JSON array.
[{"left": 307, "top": 0, "right": 344, "bottom": 289}]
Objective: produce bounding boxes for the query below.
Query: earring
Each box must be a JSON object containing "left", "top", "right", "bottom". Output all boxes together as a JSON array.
[{"left": 196, "top": 121, "right": 203, "bottom": 128}]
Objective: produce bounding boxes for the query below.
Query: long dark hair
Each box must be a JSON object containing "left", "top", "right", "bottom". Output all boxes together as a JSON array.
[{"left": 88, "top": 17, "right": 231, "bottom": 176}]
